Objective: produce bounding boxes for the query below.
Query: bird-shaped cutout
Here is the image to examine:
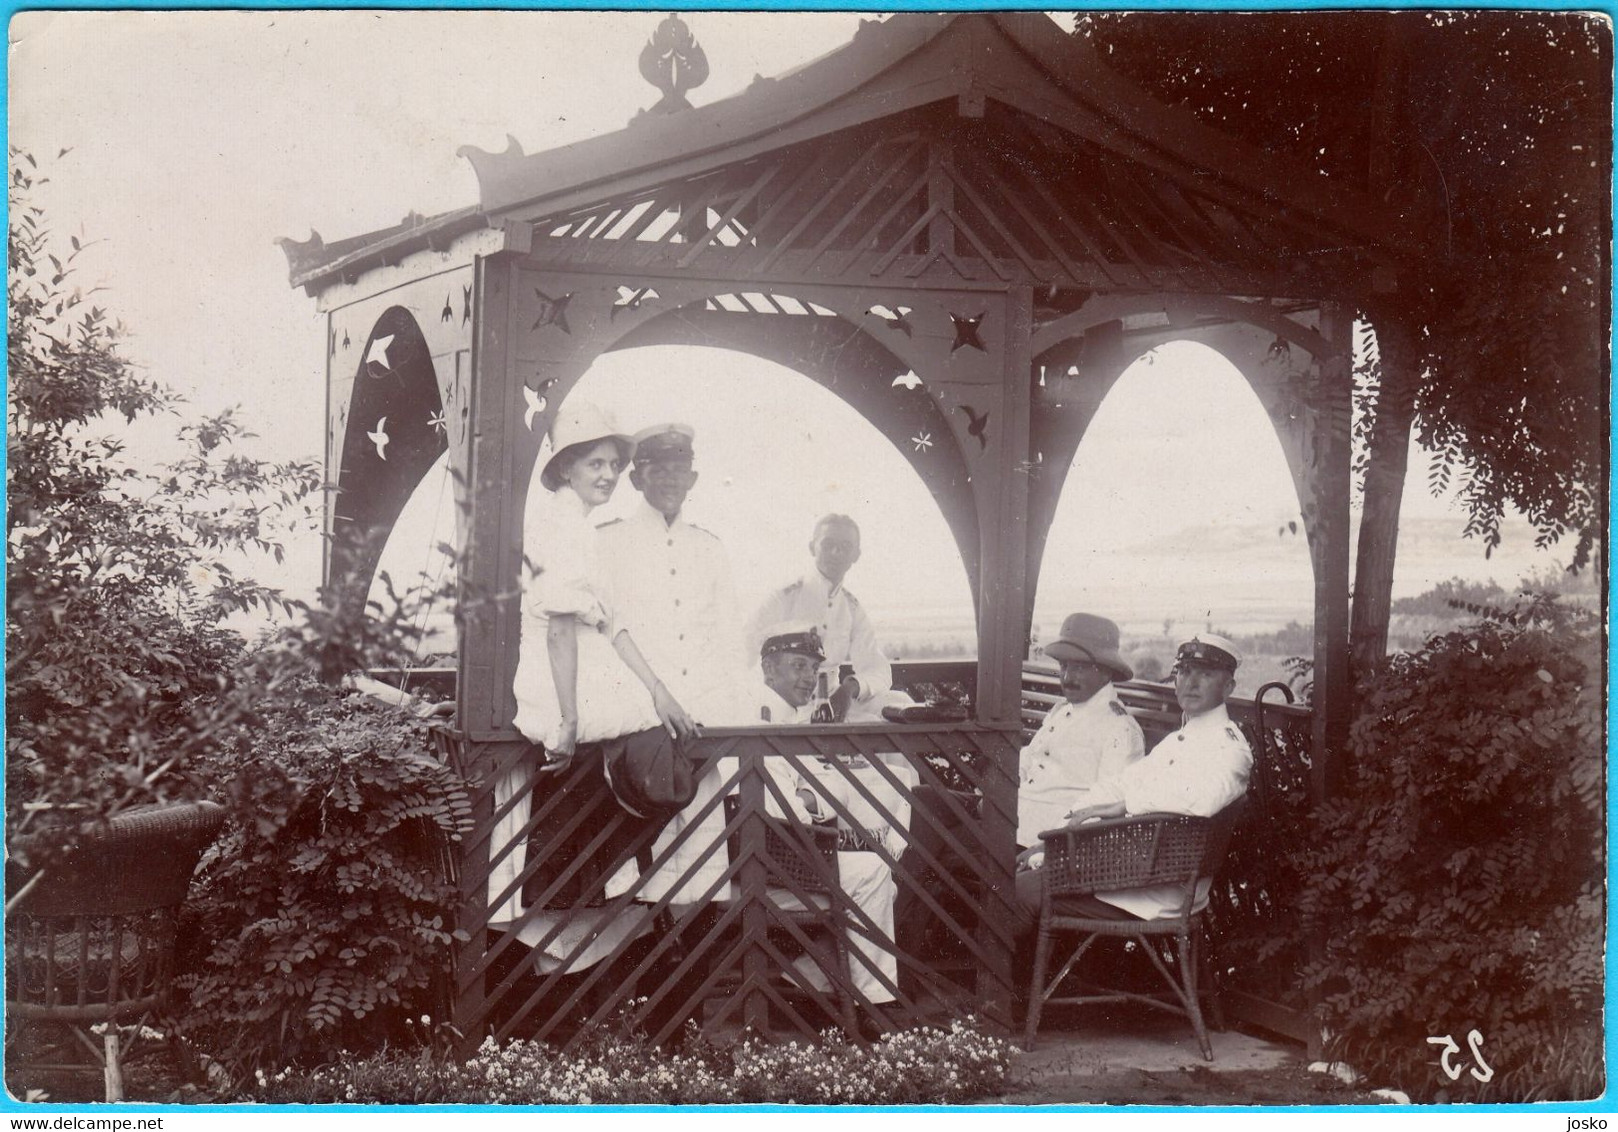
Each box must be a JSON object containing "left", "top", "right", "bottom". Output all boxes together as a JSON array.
[
  {"left": 367, "top": 417, "right": 390, "bottom": 461},
  {"left": 891, "top": 371, "right": 923, "bottom": 391},
  {"left": 956, "top": 404, "right": 990, "bottom": 450},
  {"left": 461, "top": 284, "right": 473, "bottom": 326},
  {"left": 342, "top": 329, "right": 351, "bottom": 349},
  {"left": 441, "top": 292, "right": 454, "bottom": 322},
  {"left": 532, "top": 289, "right": 573, "bottom": 334},
  {"left": 523, "top": 385, "right": 548, "bottom": 431},
  {"left": 612, "top": 285, "right": 660, "bottom": 319},
  {"left": 868, "top": 304, "right": 914, "bottom": 336},
  {"left": 950, "top": 312, "right": 986, "bottom": 353},
  {"left": 365, "top": 334, "right": 395, "bottom": 379}
]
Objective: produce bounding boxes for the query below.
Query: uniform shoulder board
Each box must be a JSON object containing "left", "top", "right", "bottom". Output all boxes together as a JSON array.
[
  {"left": 844, "top": 588, "right": 862, "bottom": 609},
  {"left": 595, "top": 517, "right": 624, "bottom": 530},
  {"left": 760, "top": 705, "right": 772, "bottom": 723},
  {"left": 1224, "top": 725, "right": 1243, "bottom": 742},
  {"left": 1109, "top": 701, "right": 1128, "bottom": 716},
  {"left": 780, "top": 579, "right": 804, "bottom": 595},
  {"left": 687, "top": 521, "right": 720, "bottom": 540}
]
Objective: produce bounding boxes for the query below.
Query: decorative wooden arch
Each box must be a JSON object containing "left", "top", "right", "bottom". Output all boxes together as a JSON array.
[{"left": 283, "top": 11, "right": 1423, "bottom": 1047}]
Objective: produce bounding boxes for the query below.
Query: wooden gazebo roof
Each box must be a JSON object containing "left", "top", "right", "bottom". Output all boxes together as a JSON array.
[{"left": 283, "top": 12, "right": 1423, "bottom": 300}]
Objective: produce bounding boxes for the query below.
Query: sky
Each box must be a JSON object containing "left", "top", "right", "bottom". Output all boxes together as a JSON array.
[{"left": 8, "top": 10, "right": 1579, "bottom": 648}]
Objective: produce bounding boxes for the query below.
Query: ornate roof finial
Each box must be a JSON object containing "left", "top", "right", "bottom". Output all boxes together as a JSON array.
[{"left": 638, "top": 13, "right": 708, "bottom": 116}]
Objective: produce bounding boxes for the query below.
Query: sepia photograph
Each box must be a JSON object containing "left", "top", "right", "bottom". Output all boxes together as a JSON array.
[{"left": 5, "top": 7, "right": 1610, "bottom": 1113}]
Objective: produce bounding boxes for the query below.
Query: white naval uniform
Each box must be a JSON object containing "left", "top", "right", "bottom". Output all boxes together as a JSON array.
[
  {"left": 597, "top": 500, "right": 747, "bottom": 725},
  {"left": 1017, "top": 683, "right": 1146, "bottom": 847},
  {"left": 1081, "top": 704, "right": 1252, "bottom": 920},
  {"left": 745, "top": 572, "right": 910, "bottom": 721}
]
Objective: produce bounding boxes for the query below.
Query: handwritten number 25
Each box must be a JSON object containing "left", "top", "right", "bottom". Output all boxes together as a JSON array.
[{"left": 1426, "top": 1030, "right": 1494, "bottom": 1083}]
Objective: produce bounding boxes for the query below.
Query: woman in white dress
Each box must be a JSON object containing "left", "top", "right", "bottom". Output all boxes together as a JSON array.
[{"left": 490, "top": 401, "right": 696, "bottom": 928}]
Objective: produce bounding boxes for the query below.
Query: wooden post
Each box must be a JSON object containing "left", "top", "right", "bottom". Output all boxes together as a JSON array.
[
  {"left": 460, "top": 254, "right": 520, "bottom": 736},
  {"left": 1310, "top": 302, "right": 1354, "bottom": 803},
  {"left": 976, "top": 286, "right": 1034, "bottom": 726},
  {"left": 737, "top": 748, "right": 770, "bottom": 1034}
]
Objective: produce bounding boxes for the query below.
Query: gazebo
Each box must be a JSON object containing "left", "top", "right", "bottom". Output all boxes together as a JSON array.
[{"left": 281, "top": 12, "right": 1420, "bottom": 1050}]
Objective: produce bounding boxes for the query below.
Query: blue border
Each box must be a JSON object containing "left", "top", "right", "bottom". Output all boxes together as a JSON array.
[{"left": 2, "top": 0, "right": 1613, "bottom": 1118}]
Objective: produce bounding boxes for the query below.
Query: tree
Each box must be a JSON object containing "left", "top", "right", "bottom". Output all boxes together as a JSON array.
[
  {"left": 5, "top": 149, "right": 322, "bottom": 853},
  {"left": 1078, "top": 12, "right": 1609, "bottom": 663}
]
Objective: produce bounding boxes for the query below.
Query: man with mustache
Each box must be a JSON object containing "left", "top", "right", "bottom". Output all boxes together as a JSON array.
[{"left": 1017, "top": 612, "right": 1146, "bottom": 850}]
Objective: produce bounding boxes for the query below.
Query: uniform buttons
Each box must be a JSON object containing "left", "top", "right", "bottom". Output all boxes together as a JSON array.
[
  {"left": 682, "top": 669, "right": 688, "bottom": 676},
  {"left": 674, "top": 599, "right": 681, "bottom": 606},
  {"left": 667, "top": 539, "right": 673, "bottom": 547},
  {"left": 678, "top": 634, "right": 684, "bottom": 641},
  {"left": 670, "top": 568, "right": 676, "bottom": 575}
]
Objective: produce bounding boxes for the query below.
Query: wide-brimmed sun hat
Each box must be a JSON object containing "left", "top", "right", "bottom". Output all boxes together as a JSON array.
[
  {"left": 540, "top": 401, "right": 635, "bottom": 492},
  {"left": 1044, "top": 612, "right": 1133, "bottom": 681}
]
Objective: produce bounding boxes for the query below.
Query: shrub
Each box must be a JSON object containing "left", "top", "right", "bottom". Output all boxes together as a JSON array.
[
  {"left": 173, "top": 677, "right": 473, "bottom": 1081},
  {"left": 1296, "top": 595, "right": 1603, "bottom": 1102},
  {"left": 6, "top": 149, "right": 319, "bottom": 865},
  {"left": 251, "top": 1017, "right": 1013, "bottom": 1105}
]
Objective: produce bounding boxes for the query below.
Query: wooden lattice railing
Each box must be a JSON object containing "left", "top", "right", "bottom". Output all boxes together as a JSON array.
[{"left": 437, "top": 720, "right": 1019, "bottom": 1051}]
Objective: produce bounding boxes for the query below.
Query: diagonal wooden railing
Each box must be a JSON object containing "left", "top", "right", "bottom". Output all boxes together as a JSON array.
[{"left": 438, "top": 718, "right": 1019, "bottom": 1051}]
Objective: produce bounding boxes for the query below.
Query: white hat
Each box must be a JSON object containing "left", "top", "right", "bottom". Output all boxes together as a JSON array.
[
  {"left": 540, "top": 401, "right": 635, "bottom": 492},
  {"left": 1175, "top": 634, "right": 1242, "bottom": 672}
]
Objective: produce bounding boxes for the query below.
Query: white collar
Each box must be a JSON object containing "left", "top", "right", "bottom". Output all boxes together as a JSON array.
[
  {"left": 1057, "top": 682, "right": 1123, "bottom": 720},
  {"left": 631, "top": 497, "right": 684, "bottom": 532},
  {"left": 802, "top": 569, "right": 848, "bottom": 602},
  {"left": 552, "top": 486, "right": 595, "bottom": 520},
  {"left": 759, "top": 679, "right": 808, "bottom": 723},
  {"left": 1180, "top": 703, "right": 1233, "bottom": 733}
]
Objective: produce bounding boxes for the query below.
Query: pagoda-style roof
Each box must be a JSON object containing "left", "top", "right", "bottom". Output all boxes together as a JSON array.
[{"left": 283, "top": 11, "right": 1427, "bottom": 297}]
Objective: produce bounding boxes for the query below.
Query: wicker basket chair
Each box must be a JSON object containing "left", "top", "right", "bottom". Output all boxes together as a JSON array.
[
  {"left": 6, "top": 799, "right": 227, "bottom": 1100},
  {"left": 1022, "top": 802, "right": 1244, "bottom": 1058},
  {"left": 722, "top": 793, "right": 859, "bottom": 1036}
]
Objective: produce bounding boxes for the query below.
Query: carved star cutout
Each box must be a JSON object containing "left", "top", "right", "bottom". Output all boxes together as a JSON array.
[
  {"left": 911, "top": 431, "right": 934, "bottom": 452},
  {"left": 366, "top": 333, "right": 395, "bottom": 373},
  {"left": 428, "top": 409, "right": 447, "bottom": 436},
  {"left": 950, "top": 312, "right": 985, "bottom": 353},
  {"left": 523, "top": 385, "right": 547, "bottom": 431},
  {"left": 367, "top": 417, "right": 390, "bottom": 461},
  {"left": 532, "top": 289, "right": 572, "bottom": 334},
  {"left": 891, "top": 371, "right": 923, "bottom": 391}
]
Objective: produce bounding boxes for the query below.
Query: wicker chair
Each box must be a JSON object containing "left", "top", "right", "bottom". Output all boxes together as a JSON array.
[
  {"left": 723, "top": 794, "right": 858, "bottom": 1035},
  {"left": 6, "top": 800, "right": 227, "bottom": 1100},
  {"left": 1022, "top": 802, "right": 1243, "bottom": 1058}
]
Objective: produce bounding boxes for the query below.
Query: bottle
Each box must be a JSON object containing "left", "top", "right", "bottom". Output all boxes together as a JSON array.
[{"left": 810, "top": 668, "right": 835, "bottom": 724}]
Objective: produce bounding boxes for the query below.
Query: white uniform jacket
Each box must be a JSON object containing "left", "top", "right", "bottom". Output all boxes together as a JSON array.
[
  {"left": 1084, "top": 704, "right": 1252, "bottom": 920},
  {"left": 1017, "top": 683, "right": 1145, "bottom": 847},
  {"left": 597, "top": 500, "right": 745, "bottom": 726},
  {"left": 746, "top": 571, "right": 894, "bottom": 704}
]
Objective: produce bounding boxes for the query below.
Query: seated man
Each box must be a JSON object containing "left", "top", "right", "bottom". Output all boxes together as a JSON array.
[
  {"left": 1016, "top": 634, "right": 1252, "bottom": 925},
  {"left": 745, "top": 514, "right": 914, "bottom": 723},
  {"left": 744, "top": 623, "right": 901, "bottom": 1015},
  {"left": 1018, "top": 612, "right": 1146, "bottom": 849}
]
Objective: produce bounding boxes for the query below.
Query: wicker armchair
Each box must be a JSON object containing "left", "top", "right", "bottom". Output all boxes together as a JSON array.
[
  {"left": 1023, "top": 802, "right": 1243, "bottom": 1058},
  {"left": 6, "top": 800, "right": 226, "bottom": 1100},
  {"left": 723, "top": 793, "right": 858, "bottom": 1035}
]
